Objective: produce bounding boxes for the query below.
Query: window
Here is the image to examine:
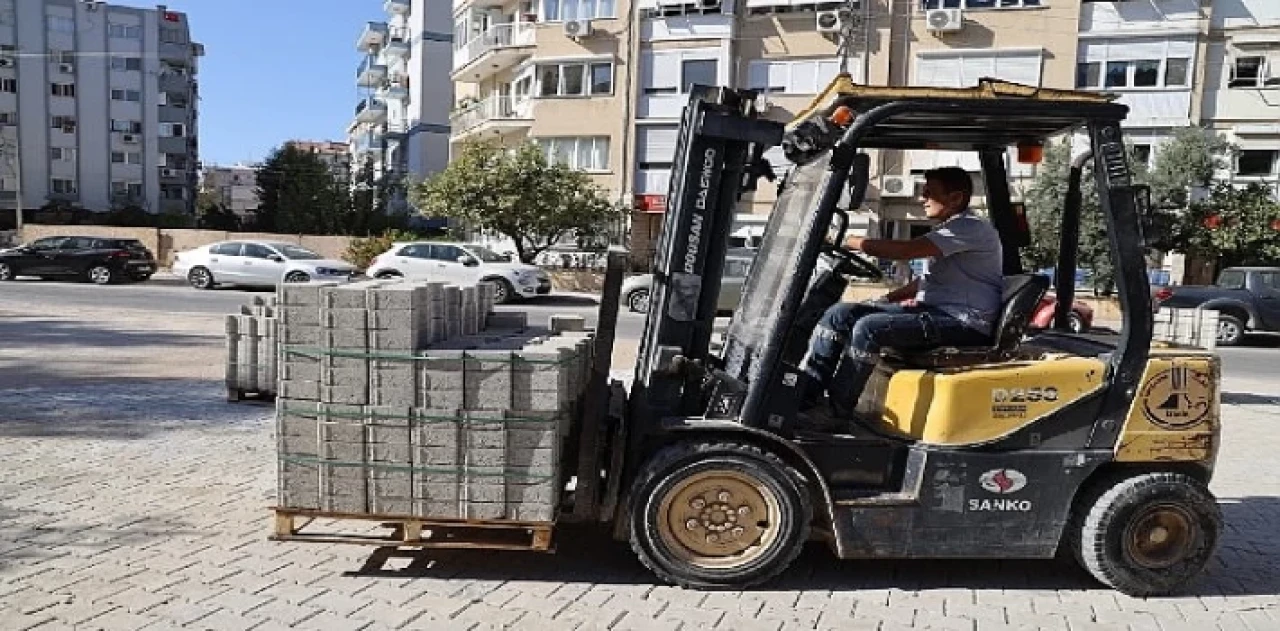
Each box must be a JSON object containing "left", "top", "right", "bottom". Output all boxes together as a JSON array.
[
  {"left": 1133, "top": 59, "right": 1161, "bottom": 87},
  {"left": 747, "top": 59, "right": 844, "bottom": 95},
  {"left": 51, "top": 82, "right": 76, "bottom": 98},
  {"left": 50, "top": 178, "right": 77, "bottom": 195},
  {"left": 0, "top": 79, "right": 14, "bottom": 94},
  {"left": 541, "top": 0, "right": 616, "bottom": 21},
  {"left": 161, "top": 123, "right": 186, "bottom": 137},
  {"left": 111, "top": 119, "right": 143, "bottom": 134},
  {"left": 111, "top": 151, "right": 142, "bottom": 165},
  {"left": 921, "top": 0, "right": 1041, "bottom": 8},
  {"left": 397, "top": 244, "right": 431, "bottom": 258},
  {"left": 1229, "top": 55, "right": 1280, "bottom": 89},
  {"left": 0, "top": 112, "right": 15, "bottom": 125},
  {"left": 242, "top": 243, "right": 276, "bottom": 260},
  {"left": 1165, "top": 58, "right": 1189, "bottom": 86},
  {"left": 211, "top": 243, "right": 242, "bottom": 256},
  {"left": 48, "top": 49, "right": 74, "bottom": 65},
  {"left": 915, "top": 50, "right": 1044, "bottom": 88},
  {"left": 1217, "top": 270, "right": 1246, "bottom": 290},
  {"left": 1076, "top": 62, "right": 1100, "bottom": 89},
  {"left": 1237, "top": 150, "right": 1277, "bottom": 177},
  {"left": 538, "top": 136, "right": 609, "bottom": 171},
  {"left": 49, "top": 147, "right": 75, "bottom": 162},
  {"left": 681, "top": 59, "right": 717, "bottom": 92},
  {"left": 1105, "top": 61, "right": 1128, "bottom": 88},
  {"left": 111, "top": 88, "right": 141, "bottom": 102},
  {"left": 537, "top": 61, "right": 612, "bottom": 97},
  {"left": 51, "top": 115, "right": 76, "bottom": 131},
  {"left": 159, "top": 27, "right": 184, "bottom": 44},
  {"left": 108, "top": 22, "right": 142, "bottom": 39},
  {"left": 111, "top": 181, "right": 143, "bottom": 199},
  {"left": 46, "top": 15, "right": 74, "bottom": 33},
  {"left": 430, "top": 244, "right": 464, "bottom": 261},
  {"left": 110, "top": 56, "right": 142, "bottom": 72}
]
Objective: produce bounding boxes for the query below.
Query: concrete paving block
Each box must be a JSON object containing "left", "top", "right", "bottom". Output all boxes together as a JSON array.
[
  {"left": 465, "top": 447, "right": 506, "bottom": 469},
  {"left": 280, "top": 459, "right": 320, "bottom": 493},
  {"left": 282, "top": 325, "right": 321, "bottom": 346},
  {"left": 368, "top": 328, "right": 422, "bottom": 351},
  {"left": 321, "top": 308, "right": 368, "bottom": 331},
  {"left": 511, "top": 389, "right": 567, "bottom": 412},
  {"left": 279, "top": 487, "right": 321, "bottom": 511},
  {"left": 366, "top": 284, "right": 424, "bottom": 311},
  {"left": 318, "top": 421, "right": 363, "bottom": 444},
  {"left": 368, "top": 470, "right": 413, "bottom": 499},
  {"left": 321, "top": 281, "right": 384, "bottom": 310},
  {"left": 464, "top": 352, "right": 512, "bottom": 410},
  {"left": 507, "top": 447, "right": 556, "bottom": 470},
  {"left": 413, "top": 417, "right": 462, "bottom": 448},
  {"left": 413, "top": 500, "right": 460, "bottom": 519},
  {"left": 320, "top": 384, "right": 369, "bottom": 406},
  {"left": 279, "top": 431, "right": 319, "bottom": 457},
  {"left": 364, "top": 404, "right": 412, "bottom": 426},
  {"left": 321, "top": 328, "right": 369, "bottom": 350},
  {"left": 507, "top": 424, "right": 561, "bottom": 450},
  {"left": 280, "top": 358, "right": 321, "bottom": 382},
  {"left": 462, "top": 503, "right": 506, "bottom": 520},
  {"left": 417, "top": 445, "right": 461, "bottom": 466},
  {"left": 418, "top": 389, "right": 464, "bottom": 409},
  {"left": 506, "top": 481, "right": 558, "bottom": 505},
  {"left": 279, "top": 282, "right": 341, "bottom": 308},
  {"left": 485, "top": 312, "right": 528, "bottom": 331},
  {"left": 420, "top": 367, "right": 463, "bottom": 392},
  {"left": 279, "top": 380, "right": 321, "bottom": 402},
  {"left": 511, "top": 504, "right": 556, "bottom": 522},
  {"left": 367, "top": 496, "right": 414, "bottom": 517},
  {"left": 549, "top": 315, "right": 587, "bottom": 333},
  {"left": 414, "top": 482, "right": 461, "bottom": 503},
  {"left": 319, "top": 439, "right": 363, "bottom": 462},
  {"left": 279, "top": 305, "right": 321, "bottom": 327},
  {"left": 367, "top": 309, "right": 417, "bottom": 331},
  {"left": 463, "top": 483, "right": 506, "bottom": 504},
  {"left": 321, "top": 494, "right": 367, "bottom": 514}
]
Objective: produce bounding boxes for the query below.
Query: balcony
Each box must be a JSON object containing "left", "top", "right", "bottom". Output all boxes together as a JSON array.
[
  {"left": 354, "top": 97, "right": 388, "bottom": 126},
  {"left": 384, "top": 29, "right": 411, "bottom": 58},
  {"left": 353, "top": 130, "right": 384, "bottom": 156},
  {"left": 452, "top": 22, "right": 535, "bottom": 84},
  {"left": 357, "top": 55, "right": 387, "bottom": 87},
  {"left": 384, "top": 0, "right": 410, "bottom": 15},
  {"left": 357, "top": 21, "right": 389, "bottom": 52},
  {"left": 378, "top": 80, "right": 409, "bottom": 101},
  {"left": 450, "top": 95, "right": 534, "bottom": 140}
]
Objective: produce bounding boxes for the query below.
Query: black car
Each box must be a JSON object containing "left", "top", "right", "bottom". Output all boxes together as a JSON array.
[{"left": 0, "top": 235, "right": 157, "bottom": 284}]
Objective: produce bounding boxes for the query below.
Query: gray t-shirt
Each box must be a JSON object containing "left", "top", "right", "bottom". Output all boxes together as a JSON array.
[{"left": 915, "top": 210, "right": 1004, "bottom": 333}]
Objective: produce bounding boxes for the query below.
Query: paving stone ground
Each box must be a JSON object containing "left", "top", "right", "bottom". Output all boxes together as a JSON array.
[{"left": 1, "top": 308, "right": 1278, "bottom": 630}]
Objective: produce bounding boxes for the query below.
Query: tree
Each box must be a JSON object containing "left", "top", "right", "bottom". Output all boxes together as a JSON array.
[
  {"left": 1144, "top": 127, "right": 1235, "bottom": 211},
  {"left": 1167, "top": 182, "right": 1280, "bottom": 269},
  {"left": 254, "top": 144, "right": 348, "bottom": 234},
  {"left": 410, "top": 138, "right": 625, "bottom": 263}
]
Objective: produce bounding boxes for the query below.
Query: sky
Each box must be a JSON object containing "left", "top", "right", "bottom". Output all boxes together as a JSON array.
[{"left": 118, "top": 0, "right": 386, "bottom": 167}]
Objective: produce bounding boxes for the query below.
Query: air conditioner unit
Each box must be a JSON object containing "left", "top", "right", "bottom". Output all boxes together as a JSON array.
[
  {"left": 880, "top": 175, "right": 915, "bottom": 198},
  {"left": 122, "top": 133, "right": 138, "bottom": 143},
  {"left": 925, "top": 8, "right": 963, "bottom": 32},
  {"left": 562, "top": 18, "right": 592, "bottom": 38},
  {"left": 58, "top": 63, "right": 74, "bottom": 74},
  {"left": 816, "top": 9, "right": 846, "bottom": 34},
  {"left": 0, "top": 58, "right": 13, "bottom": 68},
  {"left": 161, "top": 168, "right": 178, "bottom": 177}
]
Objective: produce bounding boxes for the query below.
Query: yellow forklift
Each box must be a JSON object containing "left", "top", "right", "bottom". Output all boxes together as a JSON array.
[{"left": 565, "top": 78, "right": 1223, "bottom": 597}]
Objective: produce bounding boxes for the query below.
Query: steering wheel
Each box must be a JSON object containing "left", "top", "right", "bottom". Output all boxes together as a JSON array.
[{"left": 822, "top": 241, "right": 884, "bottom": 281}]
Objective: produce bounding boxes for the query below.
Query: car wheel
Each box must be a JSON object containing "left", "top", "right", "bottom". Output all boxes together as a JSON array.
[
  {"left": 86, "top": 265, "right": 114, "bottom": 285},
  {"left": 1074, "top": 472, "right": 1221, "bottom": 597},
  {"left": 0, "top": 262, "right": 12, "bottom": 281},
  {"left": 132, "top": 273, "right": 153, "bottom": 283},
  {"left": 1216, "top": 315, "right": 1244, "bottom": 346},
  {"left": 284, "top": 271, "right": 311, "bottom": 284},
  {"left": 627, "top": 288, "right": 651, "bottom": 313},
  {"left": 489, "top": 278, "right": 516, "bottom": 304},
  {"left": 628, "top": 442, "right": 812, "bottom": 590},
  {"left": 188, "top": 266, "right": 215, "bottom": 290},
  {"left": 1069, "top": 312, "right": 1086, "bottom": 334},
  {"left": 374, "top": 271, "right": 403, "bottom": 280}
]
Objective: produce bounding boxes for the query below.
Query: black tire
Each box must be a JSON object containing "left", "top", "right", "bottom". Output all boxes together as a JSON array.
[
  {"left": 1076, "top": 472, "right": 1222, "bottom": 597},
  {"left": 0, "top": 261, "right": 13, "bottom": 281},
  {"left": 627, "top": 288, "right": 651, "bottom": 313},
  {"left": 188, "top": 266, "right": 215, "bottom": 290},
  {"left": 487, "top": 277, "right": 516, "bottom": 304},
  {"left": 284, "top": 270, "right": 311, "bottom": 283},
  {"left": 86, "top": 265, "right": 114, "bottom": 285},
  {"left": 375, "top": 270, "right": 403, "bottom": 279},
  {"left": 1069, "top": 312, "right": 1086, "bottom": 334},
  {"left": 1216, "top": 314, "right": 1244, "bottom": 346},
  {"left": 628, "top": 442, "right": 812, "bottom": 590}
]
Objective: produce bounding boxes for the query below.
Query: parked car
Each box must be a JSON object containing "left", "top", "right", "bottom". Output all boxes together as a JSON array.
[
  {"left": 1152, "top": 266, "right": 1280, "bottom": 346},
  {"left": 622, "top": 255, "right": 753, "bottom": 314},
  {"left": 1029, "top": 293, "right": 1094, "bottom": 334},
  {"left": 172, "top": 240, "right": 358, "bottom": 290},
  {"left": 364, "top": 241, "right": 551, "bottom": 304},
  {"left": 0, "top": 235, "right": 156, "bottom": 284}
]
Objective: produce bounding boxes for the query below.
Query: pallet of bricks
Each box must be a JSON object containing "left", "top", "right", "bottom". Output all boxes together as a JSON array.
[
  {"left": 269, "top": 278, "right": 595, "bottom": 551},
  {"left": 225, "top": 296, "right": 279, "bottom": 402}
]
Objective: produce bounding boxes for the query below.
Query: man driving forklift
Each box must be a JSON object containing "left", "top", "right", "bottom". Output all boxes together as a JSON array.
[{"left": 799, "top": 165, "right": 1005, "bottom": 419}]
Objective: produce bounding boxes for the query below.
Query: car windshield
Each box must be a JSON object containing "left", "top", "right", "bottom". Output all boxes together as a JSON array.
[
  {"left": 275, "top": 244, "right": 323, "bottom": 260},
  {"left": 1217, "top": 270, "right": 1246, "bottom": 290},
  {"left": 464, "top": 245, "right": 509, "bottom": 263}
]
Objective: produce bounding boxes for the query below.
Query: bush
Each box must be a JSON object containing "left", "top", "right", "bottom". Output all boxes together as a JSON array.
[{"left": 344, "top": 228, "right": 421, "bottom": 270}]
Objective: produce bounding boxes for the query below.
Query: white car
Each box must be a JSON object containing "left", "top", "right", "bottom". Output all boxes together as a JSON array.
[
  {"left": 620, "top": 255, "right": 752, "bottom": 313},
  {"left": 365, "top": 241, "right": 551, "bottom": 303},
  {"left": 173, "top": 240, "right": 358, "bottom": 290}
]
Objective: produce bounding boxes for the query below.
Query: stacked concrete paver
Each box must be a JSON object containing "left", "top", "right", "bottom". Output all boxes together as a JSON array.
[
  {"left": 224, "top": 296, "right": 279, "bottom": 399},
  {"left": 273, "top": 278, "right": 591, "bottom": 524}
]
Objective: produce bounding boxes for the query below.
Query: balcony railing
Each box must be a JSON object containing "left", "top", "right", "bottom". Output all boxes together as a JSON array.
[
  {"left": 453, "top": 22, "right": 535, "bottom": 72},
  {"left": 354, "top": 97, "right": 388, "bottom": 124},
  {"left": 358, "top": 21, "right": 389, "bottom": 52},
  {"left": 384, "top": 0, "right": 410, "bottom": 15},
  {"left": 450, "top": 95, "right": 533, "bottom": 135},
  {"left": 357, "top": 55, "right": 387, "bottom": 86}
]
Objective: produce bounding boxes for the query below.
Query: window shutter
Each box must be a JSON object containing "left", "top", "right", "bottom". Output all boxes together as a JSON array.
[{"left": 790, "top": 61, "right": 818, "bottom": 93}]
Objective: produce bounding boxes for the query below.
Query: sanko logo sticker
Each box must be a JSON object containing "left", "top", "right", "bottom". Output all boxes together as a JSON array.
[
  {"left": 1140, "top": 365, "right": 1213, "bottom": 431},
  {"left": 979, "top": 469, "right": 1027, "bottom": 495}
]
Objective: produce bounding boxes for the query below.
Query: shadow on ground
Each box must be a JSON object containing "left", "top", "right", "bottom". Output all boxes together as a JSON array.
[
  {"left": 330, "top": 496, "right": 1280, "bottom": 597},
  {"left": 0, "top": 316, "right": 216, "bottom": 350},
  {"left": 1222, "top": 392, "right": 1280, "bottom": 406}
]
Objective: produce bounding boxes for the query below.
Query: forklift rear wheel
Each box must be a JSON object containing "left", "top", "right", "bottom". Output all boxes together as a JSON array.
[
  {"left": 628, "top": 442, "right": 812, "bottom": 590},
  {"left": 1077, "top": 472, "right": 1222, "bottom": 597}
]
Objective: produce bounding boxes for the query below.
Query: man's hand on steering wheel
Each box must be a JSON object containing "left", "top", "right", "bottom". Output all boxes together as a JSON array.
[{"left": 822, "top": 234, "right": 883, "bottom": 281}]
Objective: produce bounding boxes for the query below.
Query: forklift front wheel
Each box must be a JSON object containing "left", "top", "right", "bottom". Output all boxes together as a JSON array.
[
  {"left": 628, "top": 442, "right": 812, "bottom": 590},
  {"left": 1077, "top": 472, "right": 1222, "bottom": 597}
]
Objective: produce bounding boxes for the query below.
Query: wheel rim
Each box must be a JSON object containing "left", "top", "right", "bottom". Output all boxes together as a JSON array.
[
  {"left": 1070, "top": 315, "right": 1084, "bottom": 333},
  {"left": 1218, "top": 321, "right": 1239, "bottom": 342},
  {"left": 0, "top": 263, "right": 10, "bottom": 280},
  {"left": 494, "top": 282, "right": 509, "bottom": 302},
  {"left": 285, "top": 272, "right": 309, "bottom": 283},
  {"left": 190, "top": 269, "right": 210, "bottom": 287},
  {"left": 655, "top": 469, "right": 781, "bottom": 570},
  {"left": 630, "top": 291, "right": 650, "bottom": 313},
  {"left": 90, "top": 267, "right": 111, "bottom": 284},
  {"left": 1123, "top": 503, "right": 1197, "bottom": 570}
]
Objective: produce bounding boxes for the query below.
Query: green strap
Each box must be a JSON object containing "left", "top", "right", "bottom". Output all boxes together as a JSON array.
[
  {"left": 279, "top": 453, "right": 554, "bottom": 482},
  {"left": 280, "top": 403, "right": 560, "bottom": 425},
  {"left": 281, "top": 344, "right": 581, "bottom": 365}
]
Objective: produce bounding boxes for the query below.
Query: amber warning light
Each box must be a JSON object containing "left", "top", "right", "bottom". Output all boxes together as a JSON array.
[{"left": 1017, "top": 143, "right": 1045, "bottom": 164}]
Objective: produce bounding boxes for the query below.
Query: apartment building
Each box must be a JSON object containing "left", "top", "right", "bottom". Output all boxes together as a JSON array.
[
  {"left": 349, "top": 0, "right": 452, "bottom": 213},
  {"left": 200, "top": 163, "right": 258, "bottom": 220},
  {"left": 0, "top": 0, "right": 202, "bottom": 218},
  {"left": 1202, "top": 0, "right": 1280, "bottom": 197},
  {"left": 285, "top": 139, "right": 353, "bottom": 183},
  {"left": 448, "top": 0, "right": 635, "bottom": 210}
]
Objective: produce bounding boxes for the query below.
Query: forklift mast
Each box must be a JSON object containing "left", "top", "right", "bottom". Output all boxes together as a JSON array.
[{"left": 630, "top": 87, "right": 784, "bottom": 428}]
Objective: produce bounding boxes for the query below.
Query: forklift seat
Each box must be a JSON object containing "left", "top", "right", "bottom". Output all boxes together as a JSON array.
[{"left": 885, "top": 274, "right": 1051, "bottom": 370}]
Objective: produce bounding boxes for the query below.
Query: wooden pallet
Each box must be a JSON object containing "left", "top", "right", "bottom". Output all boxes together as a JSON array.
[{"left": 269, "top": 507, "right": 556, "bottom": 552}]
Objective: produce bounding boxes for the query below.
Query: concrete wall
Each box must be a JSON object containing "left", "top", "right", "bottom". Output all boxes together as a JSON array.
[{"left": 18, "top": 224, "right": 354, "bottom": 267}]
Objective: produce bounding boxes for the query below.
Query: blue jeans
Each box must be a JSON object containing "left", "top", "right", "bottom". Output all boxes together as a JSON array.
[{"left": 799, "top": 301, "right": 993, "bottom": 416}]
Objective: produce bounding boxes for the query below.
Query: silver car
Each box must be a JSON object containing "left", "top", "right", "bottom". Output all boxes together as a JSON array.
[
  {"left": 621, "top": 255, "right": 752, "bottom": 313},
  {"left": 172, "top": 240, "right": 358, "bottom": 290}
]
